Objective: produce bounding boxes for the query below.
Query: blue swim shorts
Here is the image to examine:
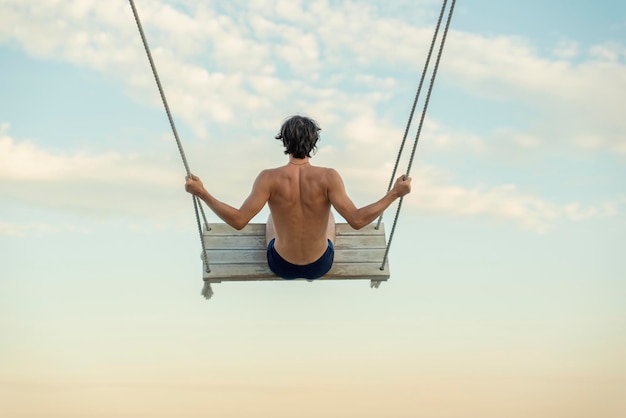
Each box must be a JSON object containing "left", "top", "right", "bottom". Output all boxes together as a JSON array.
[{"left": 266, "top": 238, "right": 334, "bottom": 280}]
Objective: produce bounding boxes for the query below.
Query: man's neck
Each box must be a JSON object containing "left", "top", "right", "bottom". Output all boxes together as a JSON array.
[{"left": 288, "top": 156, "right": 310, "bottom": 166}]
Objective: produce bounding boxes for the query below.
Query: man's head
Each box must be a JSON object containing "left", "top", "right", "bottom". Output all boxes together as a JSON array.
[{"left": 275, "top": 115, "right": 321, "bottom": 159}]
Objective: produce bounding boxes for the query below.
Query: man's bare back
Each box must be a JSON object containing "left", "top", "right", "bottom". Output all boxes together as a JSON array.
[
  {"left": 184, "top": 115, "right": 411, "bottom": 276},
  {"left": 264, "top": 158, "right": 335, "bottom": 264}
]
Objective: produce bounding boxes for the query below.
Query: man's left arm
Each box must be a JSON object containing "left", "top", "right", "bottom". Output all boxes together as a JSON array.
[{"left": 185, "top": 171, "right": 271, "bottom": 230}]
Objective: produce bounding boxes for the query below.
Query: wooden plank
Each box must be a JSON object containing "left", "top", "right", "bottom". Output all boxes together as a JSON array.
[
  {"left": 205, "top": 248, "right": 387, "bottom": 264},
  {"left": 205, "top": 222, "right": 384, "bottom": 236},
  {"left": 334, "top": 235, "right": 386, "bottom": 250},
  {"left": 201, "top": 222, "right": 391, "bottom": 283},
  {"left": 204, "top": 264, "right": 273, "bottom": 282},
  {"left": 204, "top": 235, "right": 266, "bottom": 249},
  {"left": 204, "top": 263, "right": 389, "bottom": 283},
  {"left": 203, "top": 234, "right": 386, "bottom": 250},
  {"left": 320, "top": 248, "right": 388, "bottom": 263},
  {"left": 327, "top": 262, "right": 389, "bottom": 279},
  {"left": 205, "top": 250, "right": 266, "bottom": 264},
  {"left": 205, "top": 223, "right": 265, "bottom": 236},
  {"left": 335, "top": 222, "right": 385, "bottom": 236}
]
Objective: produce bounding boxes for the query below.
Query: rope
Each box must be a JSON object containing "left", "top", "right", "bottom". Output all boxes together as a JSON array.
[
  {"left": 380, "top": 0, "right": 456, "bottom": 271},
  {"left": 128, "top": 0, "right": 211, "bottom": 274},
  {"left": 376, "top": 0, "right": 449, "bottom": 231}
]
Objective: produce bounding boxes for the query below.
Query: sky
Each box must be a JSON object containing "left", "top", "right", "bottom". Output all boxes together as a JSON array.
[{"left": 1, "top": 0, "right": 625, "bottom": 417}]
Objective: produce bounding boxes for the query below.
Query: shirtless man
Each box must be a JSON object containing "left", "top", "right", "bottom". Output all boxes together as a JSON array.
[{"left": 185, "top": 115, "right": 411, "bottom": 280}]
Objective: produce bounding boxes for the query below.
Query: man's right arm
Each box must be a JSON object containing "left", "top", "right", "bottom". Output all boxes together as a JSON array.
[{"left": 327, "top": 169, "right": 411, "bottom": 230}]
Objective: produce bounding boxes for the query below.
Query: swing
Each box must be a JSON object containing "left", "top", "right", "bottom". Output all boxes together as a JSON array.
[
  {"left": 202, "top": 222, "right": 390, "bottom": 283},
  {"left": 128, "top": 0, "right": 456, "bottom": 299}
]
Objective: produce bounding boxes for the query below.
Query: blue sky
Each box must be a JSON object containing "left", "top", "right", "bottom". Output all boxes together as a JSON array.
[{"left": 1, "top": 1, "right": 625, "bottom": 417}]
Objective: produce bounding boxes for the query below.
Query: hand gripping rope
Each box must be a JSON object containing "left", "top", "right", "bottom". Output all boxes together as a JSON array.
[
  {"left": 376, "top": 0, "right": 456, "bottom": 272},
  {"left": 128, "top": 0, "right": 211, "bottom": 276}
]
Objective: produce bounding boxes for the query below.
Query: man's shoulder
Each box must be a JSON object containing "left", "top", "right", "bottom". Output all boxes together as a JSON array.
[
  {"left": 256, "top": 166, "right": 289, "bottom": 182},
  {"left": 310, "top": 165, "right": 334, "bottom": 171},
  {"left": 317, "top": 166, "right": 340, "bottom": 177},
  {"left": 259, "top": 166, "right": 283, "bottom": 177}
]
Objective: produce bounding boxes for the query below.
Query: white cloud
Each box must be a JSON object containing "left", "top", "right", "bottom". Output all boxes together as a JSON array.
[
  {"left": 0, "top": 125, "right": 185, "bottom": 219},
  {"left": 420, "top": 119, "right": 487, "bottom": 154},
  {"left": 443, "top": 32, "right": 626, "bottom": 154},
  {"left": 0, "top": 0, "right": 434, "bottom": 140},
  {"left": 404, "top": 176, "right": 618, "bottom": 233},
  {"left": 2, "top": 0, "right": 624, "bottom": 157},
  {"left": 0, "top": 1, "right": 624, "bottom": 234},
  {"left": 316, "top": 120, "right": 622, "bottom": 234},
  {"left": 0, "top": 221, "right": 88, "bottom": 237},
  {"left": 553, "top": 40, "right": 580, "bottom": 59},
  {"left": 589, "top": 42, "right": 624, "bottom": 62},
  {"left": 3, "top": 124, "right": 619, "bottom": 234},
  {"left": 0, "top": 127, "right": 173, "bottom": 184}
]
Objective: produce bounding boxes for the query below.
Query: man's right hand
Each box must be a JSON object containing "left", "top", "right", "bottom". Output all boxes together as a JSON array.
[
  {"left": 185, "top": 174, "right": 206, "bottom": 196},
  {"left": 392, "top": 175, "right": 412, "bottom": 197}
]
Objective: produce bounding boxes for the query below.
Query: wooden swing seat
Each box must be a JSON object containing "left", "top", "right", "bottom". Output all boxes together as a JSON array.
[{"left": 202, "top": 222, "right": 390, "bottom": 283}]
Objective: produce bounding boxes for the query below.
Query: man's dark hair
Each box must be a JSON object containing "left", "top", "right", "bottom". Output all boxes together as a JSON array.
[{"left": 275, "top": 115, "right": 321, "bottom": 159}]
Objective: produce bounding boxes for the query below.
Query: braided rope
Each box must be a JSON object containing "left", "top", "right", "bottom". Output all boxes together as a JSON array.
[
  {"left": 128, "top": 0, "right": 210, "bottom": 273},
  {"left": 376, "top": 0, "right": 449, "bottom": 231},
  {"left": 380, "top": 0, "right": 456, "bottom": 271}
]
